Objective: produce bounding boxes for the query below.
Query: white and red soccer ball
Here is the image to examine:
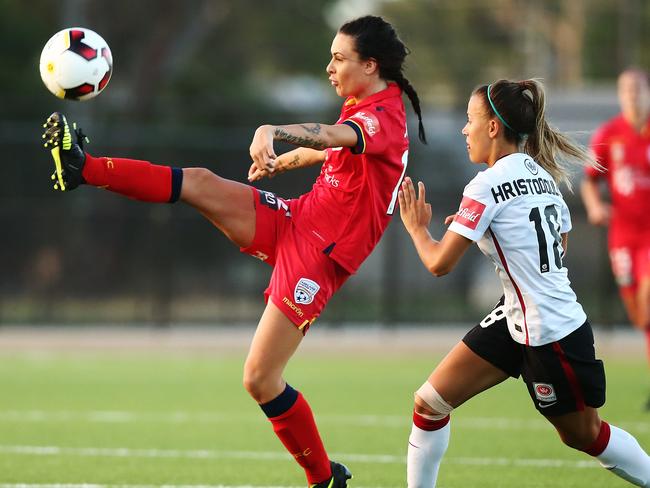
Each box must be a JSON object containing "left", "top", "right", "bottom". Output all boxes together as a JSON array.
[{"left": 39, "top": 27, "right": 113, "bottom": 101}]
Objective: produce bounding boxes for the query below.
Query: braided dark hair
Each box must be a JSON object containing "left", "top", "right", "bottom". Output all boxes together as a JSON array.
[{"left": 339, "top": 16, "right": 427, "bottom": 144}]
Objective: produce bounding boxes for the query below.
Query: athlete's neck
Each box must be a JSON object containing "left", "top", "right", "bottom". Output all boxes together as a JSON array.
[
  {"left": 623, "top": 109, "right": 650, "bottom": 133},
  {"left": 353, "top": 79, "right": 389, "bottom": 103},
  {"left": 486, "top": 144, "right": 518, "bottom": 167}
]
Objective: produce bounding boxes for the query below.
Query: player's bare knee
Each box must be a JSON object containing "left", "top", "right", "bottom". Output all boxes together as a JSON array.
[
  {"left": 242, "top": 363, "right": 268, "bottom": 402},
  {"left": 556, "top": 422, "right": 601, "bottom": 450},
  {"left": 414, "top": 381, "right": 453, "bottom": 420}
]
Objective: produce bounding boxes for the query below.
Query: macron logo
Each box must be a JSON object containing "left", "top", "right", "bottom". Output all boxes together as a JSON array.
[{"left": 454, "top": 196, "right": 485, "bottom": 230}]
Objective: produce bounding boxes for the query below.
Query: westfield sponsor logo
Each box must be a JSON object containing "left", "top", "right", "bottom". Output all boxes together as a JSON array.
[
  {"left": 457, "top": 207, "right": 481, "bottom": 222},
  {"left": 454, "top": 196, "right": 486, "bottom": 230}
]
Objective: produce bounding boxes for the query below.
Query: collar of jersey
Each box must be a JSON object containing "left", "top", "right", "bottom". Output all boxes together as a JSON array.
[
  {"left": 343, "top": 82, "right": 401, "bottom": 110},
  {"left": 617, "top": 113, "right": 650, "bottom": 137}
]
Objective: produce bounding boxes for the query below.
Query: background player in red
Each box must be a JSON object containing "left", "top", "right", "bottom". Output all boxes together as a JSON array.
[
  {"left": 41, "top": 15, "right": 426, "bottom": 488},
  {"left": 581, "top": 68, "right": 650, "bottom": 408},
  {"left": 400, "top": 79, "right": 650, "bottom": 487}
]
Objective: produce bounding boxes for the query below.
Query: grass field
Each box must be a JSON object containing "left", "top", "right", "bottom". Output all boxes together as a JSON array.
[{"left": 0, "top": 327, "right": 648, "bottom": 488}]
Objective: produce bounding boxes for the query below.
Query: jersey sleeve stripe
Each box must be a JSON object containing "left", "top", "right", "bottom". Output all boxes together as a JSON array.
[{"left": 342, "top": 119, "right": 365, "bottom": 154}]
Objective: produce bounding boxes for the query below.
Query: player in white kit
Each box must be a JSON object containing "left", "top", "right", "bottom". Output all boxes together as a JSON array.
[{"left": 399, "top": 78, "right": 650, "bottom": 487}]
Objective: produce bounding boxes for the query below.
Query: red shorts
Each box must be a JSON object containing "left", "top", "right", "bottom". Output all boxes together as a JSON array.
[
  {"left": 608, "top": 227, "right": 650, "bottom": 294},
  {"left": 240, "top": 188, "right": 350, "bottom": 333}
]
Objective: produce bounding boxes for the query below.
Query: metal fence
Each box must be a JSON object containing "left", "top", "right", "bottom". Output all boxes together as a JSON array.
[{"left": 0, "top": 88, "right": 628, "bottom": 327}]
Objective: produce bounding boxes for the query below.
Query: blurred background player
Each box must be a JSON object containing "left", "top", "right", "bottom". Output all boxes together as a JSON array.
[
  {"left": 399, "top": 79, "right": 650, "bottom": 487},
  {"left": 41, "top": 15, "right": 426, "bottom": 488},
  {"left": 581, "top": 68, "right": 650, "bottom": 409}
]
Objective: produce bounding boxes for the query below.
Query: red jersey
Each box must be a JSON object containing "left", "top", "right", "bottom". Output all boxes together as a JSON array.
[
  {"left": 586, "top": 114, "right": 650, "bottom": 231},
  {"left": 291, "top": 83, "right": 409, "bottom": 273}
]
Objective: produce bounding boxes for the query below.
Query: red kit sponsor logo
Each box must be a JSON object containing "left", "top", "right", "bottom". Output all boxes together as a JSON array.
[
  {"left": 454, "top": 197, "right": 485, "bottom": 230},
  {"left": 351, "top": 111, "right": 380, "bottom": 136}
]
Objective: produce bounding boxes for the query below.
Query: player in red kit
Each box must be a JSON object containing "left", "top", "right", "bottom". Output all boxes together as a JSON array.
[
  {"left": 581, "top": 68, "right": 650, "bottom": 408},
  {"left": 41, "top": 15, "right": 426, "bottom": 487}
]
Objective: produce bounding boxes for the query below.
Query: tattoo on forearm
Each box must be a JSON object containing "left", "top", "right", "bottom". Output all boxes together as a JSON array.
[
  {"left": 288, "top": 155, "right": 301, "bottom": 168},
  {"left": 274, "top": 127, "right": 326, "bottom": 149},
  {"left": 300, "top": 123, "right": 321, "bottom": 135}
]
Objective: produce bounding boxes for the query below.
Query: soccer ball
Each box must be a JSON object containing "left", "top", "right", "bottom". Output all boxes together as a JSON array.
[{"left": 39, "top": 27, "right": 113, "bottom": 101}]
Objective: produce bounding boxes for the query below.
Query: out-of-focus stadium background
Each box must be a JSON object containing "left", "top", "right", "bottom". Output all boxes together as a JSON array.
[{"left": 2, "top": 0, "right": 650, "bottom": 326}]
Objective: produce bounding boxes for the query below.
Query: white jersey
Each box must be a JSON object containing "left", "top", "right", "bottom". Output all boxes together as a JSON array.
[{"left": 448, "top": 153, "right": 586, "bottom": 346}]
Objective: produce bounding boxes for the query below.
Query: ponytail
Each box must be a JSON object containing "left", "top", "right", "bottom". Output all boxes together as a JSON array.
[
  {"left": 519, "top": 80, "right": 596, "bottom": 190},
  {"left": 479, "top": 79, "right": 598, "bottom": 190}
]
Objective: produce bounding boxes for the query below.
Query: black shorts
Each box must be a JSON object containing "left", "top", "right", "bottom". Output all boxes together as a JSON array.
[{"left": 462, "top": 300, "right": 606, "bottom": 416}]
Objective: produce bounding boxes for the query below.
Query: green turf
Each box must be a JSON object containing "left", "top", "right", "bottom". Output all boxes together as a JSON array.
[{"left": 0, "top": 346, "right": 647, "bottom": 487}]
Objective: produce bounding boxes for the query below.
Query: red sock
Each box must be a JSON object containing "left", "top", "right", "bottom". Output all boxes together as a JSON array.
[
  {"left": 268, "top": 392, "right": 331, "bottom": 484},
  {"left": 82, "top": 154, "right": 182, "bottom": 202}
]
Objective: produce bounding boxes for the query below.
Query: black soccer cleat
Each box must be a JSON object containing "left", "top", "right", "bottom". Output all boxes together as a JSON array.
[
  {"left": 42, "top": 112, "right": 88, "bottom": 191},
  {"left": 309, "top": 461, "right": 353, "bottom": 488}
]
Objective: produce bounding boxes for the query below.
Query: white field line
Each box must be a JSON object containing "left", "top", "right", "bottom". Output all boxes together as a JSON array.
[
  {"left": 0, "top": 485, "right": 394, "bottom": 488},
  {"left": 0, "top": 444, "right": 601, "bottom": 470},
  {"left": 0, "top": 485, "right": 310, "bottom": 488},
  {"left": 0, "top": 410, "right": 648, "bottom": 433}
]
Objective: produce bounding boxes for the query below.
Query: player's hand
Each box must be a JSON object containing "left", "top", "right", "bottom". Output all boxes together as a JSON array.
[
  {"left": 247, "top": 163, "right": 269, "bottom": 182},
  {"left": 250, "top": 125, "right": 277, "bottom": 175},
  {"left": 399, "top": 177, "right": 432, "bottom": 236},
  {"left": 586, "top": 202, "right": 611, "bottom": 226},
  {"left": 248, "top": 152, "right": 294, "bottom": 181}
]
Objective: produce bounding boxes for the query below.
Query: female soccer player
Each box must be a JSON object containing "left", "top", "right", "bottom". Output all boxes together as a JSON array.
[
  {"left": 399, "top": 79, "right": 650, "bottom": 487},
  {"left": 42, "top": 15, "right": 425, "bottom": 488},
  {"left": 581, "top": 68, "right": 650, "bottom": 409}
]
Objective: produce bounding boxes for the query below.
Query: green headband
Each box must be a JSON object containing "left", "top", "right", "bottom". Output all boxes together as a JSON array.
[{"left": 487, "top": 84, "right": 517, "bottom": 134}]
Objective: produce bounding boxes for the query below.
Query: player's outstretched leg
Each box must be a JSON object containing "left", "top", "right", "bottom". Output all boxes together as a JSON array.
[
  {"left": 40, "top": 113, "right": 255, "bottom": 248},
  {"left": 42, "top": 112, "right": 88, "bottom": 191},
  {"left": 41, "top": 111, "right": 183, "bottom": 203}
]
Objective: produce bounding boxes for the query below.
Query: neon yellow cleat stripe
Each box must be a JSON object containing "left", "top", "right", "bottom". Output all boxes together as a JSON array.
[{"left": 50, "top": 146, "right": 66, "bottom": 191}]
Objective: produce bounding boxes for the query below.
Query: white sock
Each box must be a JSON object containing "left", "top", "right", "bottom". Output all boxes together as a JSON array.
[
  {"left": 596, "top": 423, "right": 650, "bottom": 487},
  {"left": 407, "top": 420, "right": 450, "bottom": 488}
]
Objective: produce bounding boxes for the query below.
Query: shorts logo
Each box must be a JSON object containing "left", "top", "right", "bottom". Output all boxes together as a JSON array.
[
  {"left": 282, "top": 297, "right": 304, "bottom": 318},
  {"left": 259, "top": 190, "right": 291, "bottom": 217},
  {"left": 454, "top": 196, "right": 486, "bottom": 230},
  {"left": 294, "top": 278, "right": 320, "bottom": 305},
  {"left": 533, "top": 383, "right": 557, "bottom": 402},
  {"left": 253, "top": 251, "right": 269, "bottom": 261}
]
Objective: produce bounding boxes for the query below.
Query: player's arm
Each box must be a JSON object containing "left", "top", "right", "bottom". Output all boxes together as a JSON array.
[
  {"left": 562, "top": 233, "right": 569, "bottom": 256},
  {"left": 580, "top": 176, "right": 611, "bottom": 226},
  {"left": 399, "top": 177, "right": 473, "bottom": 276},
  {"left": 248, "top": 147, "right": 326, "bottom": 182},
  {"left": 250, "top": 123, "right": 356, "bottom": 175}
]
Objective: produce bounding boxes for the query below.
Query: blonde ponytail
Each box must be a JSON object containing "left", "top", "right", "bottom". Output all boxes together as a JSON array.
[{"left": 520, "top": 79, "right": 597, "bottom": 191}]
